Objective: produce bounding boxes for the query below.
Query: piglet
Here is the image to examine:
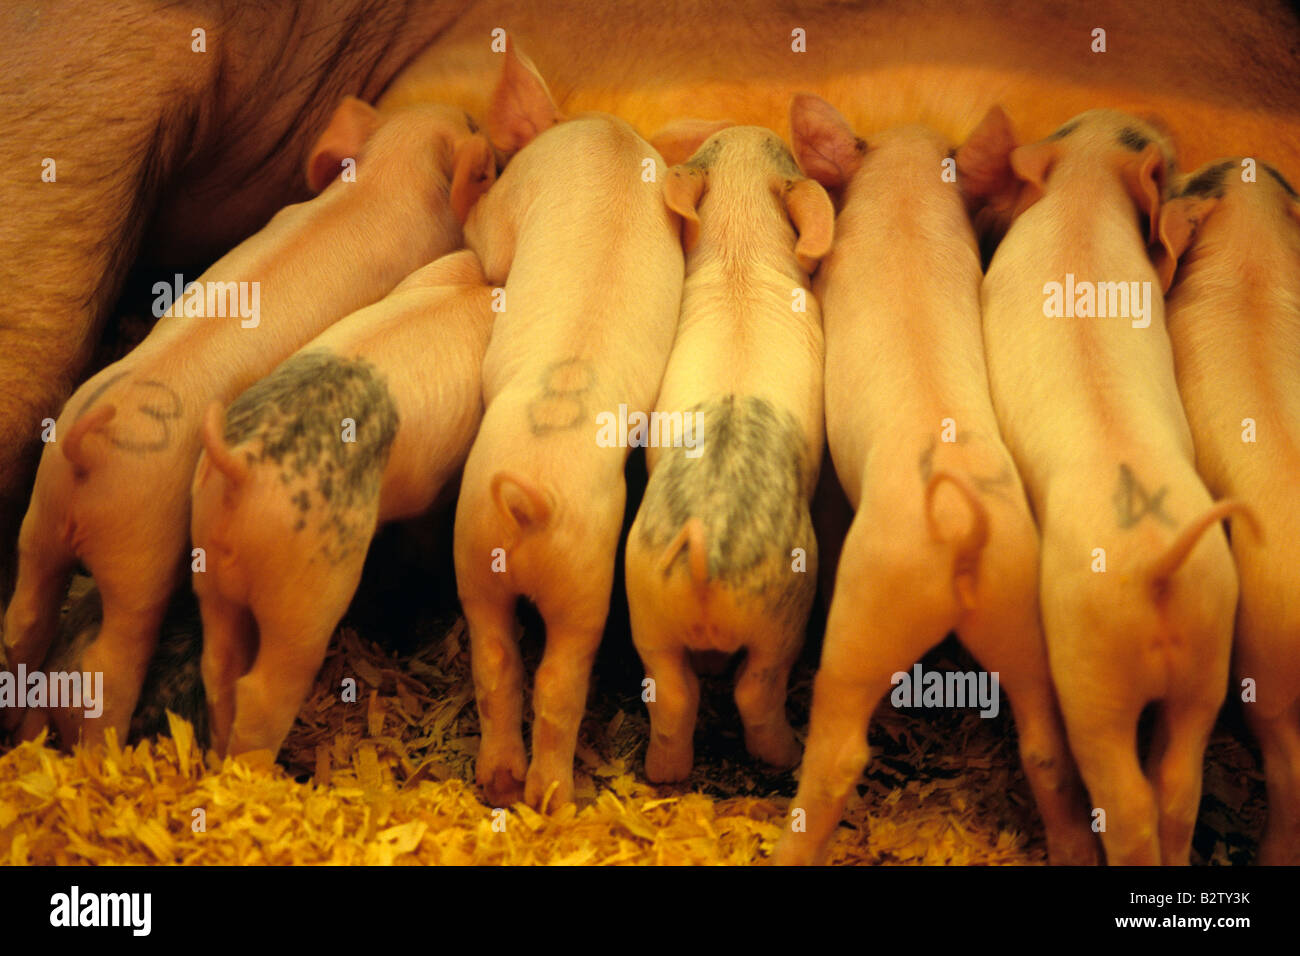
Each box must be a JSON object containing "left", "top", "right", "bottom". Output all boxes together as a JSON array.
[
  {"left": 453, "top": 41, "right": 684, "bottom": 810},
  {"left": 191, "top": 249, "right": 495, "bottom": 758},
  {"left": 623, "top": 124, "right": 833, "bottom": 782},
  {"left": 772, "top": 97, "right": 1097, "bottom": 865},
  {"left": 960, "top": 108, "right": 1257, "bottom": 864},
  {"left": 1156, "top": 158, "right": 1300, "bottom": 864},
  {"left": 2, "top": 99, "right": 495, "bottom": 745}
]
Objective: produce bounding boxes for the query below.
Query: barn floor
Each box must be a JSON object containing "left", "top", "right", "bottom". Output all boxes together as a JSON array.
[{"left": 0, "top": 537, "right": 1269, "bottom": 864}]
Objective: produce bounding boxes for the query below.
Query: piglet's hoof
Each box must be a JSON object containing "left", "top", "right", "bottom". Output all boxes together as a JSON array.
[
  {"left": 478, "top": 759, "right": 526, "bottom": 808},
  {"left": 1047, "top": 829, "right": 1102, "bottom": 866},
  {"left": 770, "top": 832, "right": 818, "bottom": 867},
  {"left": 525, "top": 767, "right": 573, "bottom": 812},
  {"left": 231, "top": 748, "right": 277, "bottom": 772},
  {"left": 645, "top": 742, "right": 693, "bottom": 783},
  {"left": 1257, "top": 835, "right": 1300, "bottom": 867},
  {"left": 748, "top": 729, "right": 802, "bottom": 770}
]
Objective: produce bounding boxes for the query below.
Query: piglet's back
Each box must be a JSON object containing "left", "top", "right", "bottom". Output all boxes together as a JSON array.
[{"left": 469, "top": 115, "right": 684, "bottom": 412}]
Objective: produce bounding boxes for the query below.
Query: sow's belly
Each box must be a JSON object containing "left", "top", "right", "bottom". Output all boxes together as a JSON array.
[{"left": 383, "top": 0, "right": 1300, "bottom": 170}]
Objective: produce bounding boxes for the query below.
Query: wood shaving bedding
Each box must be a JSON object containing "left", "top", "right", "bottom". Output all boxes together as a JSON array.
[{"left": 0, "top": 605, "right": 1268, "bottom": 865}]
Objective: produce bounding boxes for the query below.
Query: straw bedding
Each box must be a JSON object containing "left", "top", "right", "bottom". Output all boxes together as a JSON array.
[{"left": 0, "top": 564, "right": 1267, "bottom": 865}]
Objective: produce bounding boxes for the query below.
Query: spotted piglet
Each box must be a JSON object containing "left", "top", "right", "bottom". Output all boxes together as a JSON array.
[
  {"left": 961, "top": 109, "right": 1258, "bottom": 864},
  {"left": 1156, "top": 158, "right": 1300, "bottom": 864},
  {"left": 623, "top": 124, "right": 834, "bottom": 782},
  {"left": 772, "top": 97, "right": 1097, "bottom": 865},
  {"left": 190, "top": 250, "right": 495, "bottom": 758}
]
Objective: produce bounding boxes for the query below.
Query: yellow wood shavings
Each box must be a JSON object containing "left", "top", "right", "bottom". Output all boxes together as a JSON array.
[{"left": 0, "top": 622, "right": 1266, "bottom": 865}]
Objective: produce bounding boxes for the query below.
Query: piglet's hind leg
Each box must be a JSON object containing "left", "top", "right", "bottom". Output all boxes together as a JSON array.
[
  {"left": 466, "top": 598, "right": 528, "bottom": 808},
  {"left": 1059, "top": 695, "right": 1161, "bottom": 865},
  {"left": 638, "top": 640, "right": 700, "bottom": 783},
  {"left": 226, "top": 592, "right": 351, "bottom": 758},
  {"left": 734, "top": 632, "right": 802, "bottom": 769},
  {"left": 960, "top": 595, "right": 1099, "bottom": 863},
  {"left": 1248, "top": 702, "right": 1300, "bottom": 865},
  {"left": 78, "top": 599, "right": 168, "bottom": 747},
  {"left": 525, "top": 620, "right": 603, "bottom": 811},
  {"left": 196, "top": 589, "right": 256, "bottom": 756}
]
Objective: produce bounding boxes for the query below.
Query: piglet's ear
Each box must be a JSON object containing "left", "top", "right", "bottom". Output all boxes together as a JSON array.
[
  {"left": 789, "top": 93, "right": 866, "bottom": 190},
  {"left": 664, "top": 165, "right": 706, "bottom": 252},
  {"left": 955, "top": 107, "right": 1023, "bottom": 211},
  {"left": 1152, "top": 195, "right": 1218, "bottom": 293},
  {"left": 306, "top": 96, "right": 383, "bottom": 193},
  {"left": 651, "top": 120, "right": 734, "bottom": 167},
  {"left": 1007, "top": 139, "right": 1059, "bottom": 213},
  {"left": 449, "top": 136, "right": 496, "bottom": 224},
  {"left": 1120, "top": 142, "right": 1167, "bottom": 246},
  {"left": 487, "top": 36, "right": 563, "bottom": 157},
  {"left": 784, "top": 178, "right": 836, "bottom": 272}
]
